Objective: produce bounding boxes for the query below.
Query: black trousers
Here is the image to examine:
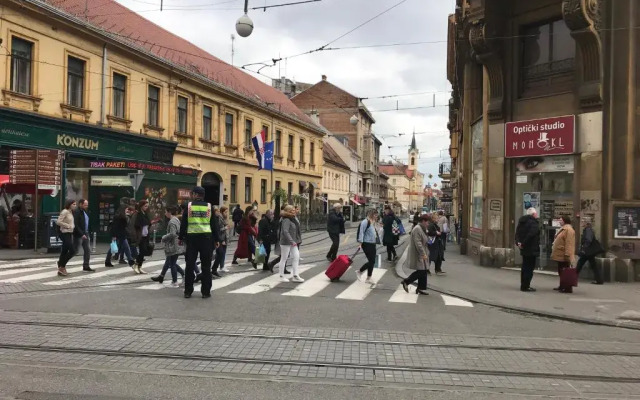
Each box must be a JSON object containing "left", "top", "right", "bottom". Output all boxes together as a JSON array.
[
  {"left": 404, "top": 269, "right": 427, "bottom": 291},
  {"left": 262, "top": 241, "right": 272, "bottom": 270},
  {"left": 57, "top": 233, "right": 75, "bottom": 268},
  {"left": 136, "top": 236, "right": 150, "bottom": 267},
  {"left": 386, "top": 244, "right": 397, "bottom": 260},
  {"left": 430, "top": 257, "right": 443, "bottom": 273},
  {"left": 327, "top": 233, "right": 340, "bottom": 260},
  {"left": 359, "top": 243, "right": 377, "bottom": 277},
  {"left": 184, "top": 234, "right": 213, "bottom": 296},
  {"left": 212, "top": 244, "right": 227, "bottom": 271},
  {"left": 521, "top": 256, "right": 536, "bottom": 290},
  {"left": 577, "top": 255, "right": 603, "bottom": 284}
]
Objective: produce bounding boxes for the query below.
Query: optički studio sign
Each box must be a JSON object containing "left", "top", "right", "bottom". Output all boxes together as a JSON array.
[{"left": 505, "top": 115, "right": 575, "bottom": 158}]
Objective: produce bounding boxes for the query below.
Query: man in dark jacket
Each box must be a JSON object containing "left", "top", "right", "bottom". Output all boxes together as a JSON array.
[
  {"left": 515, "top": 208, "right": 540, "bottom": 292},
  {"left": 232, "top": 205, "right": 243, "bottom": 236},
  {"left": 325, "top": 203, "right": 345, "bottom": 262},
  {"left": 577, "top": 223, "right": 604, "bottom": 284},
  {"left": 73, "top": 199, "right": 94, "bottom": 272},
  {"left": 258, "top": 210, "right": 278, "bottom": 271}
]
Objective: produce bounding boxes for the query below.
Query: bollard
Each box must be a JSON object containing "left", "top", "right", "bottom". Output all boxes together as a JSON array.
[{"left": 92, "top": 232, "right": 97, "bottom": 253}]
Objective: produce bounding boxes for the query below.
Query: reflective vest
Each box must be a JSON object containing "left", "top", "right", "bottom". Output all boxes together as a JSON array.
[{"left": 187, "top": 202, "right": 212, "bottom": 234}]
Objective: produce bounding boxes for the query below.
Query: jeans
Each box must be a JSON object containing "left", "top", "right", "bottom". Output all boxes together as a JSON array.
[
  {"left": 73, "top": 236, "right": 91, "bottom": 268},
  {"left": 278, "top": 245, "right": 299, "bottom": 277},
  {"left": 359, "top": 243, "right": 377, "bottom": 277},
  {"left": 212, "top": 244, "right": 227, "bottom": 271},
  {"left": 521, "top": 256, "right": 536, "bottom": 290},
  {"left": 160, "top": 254, "right": 185, "bottom": 283},
  {"left": 106, "top": 238, "right": 134, "bottom": 265},
  {"left": 184, "top": 234, "right": 213, "bottom": 296},
  {"left": 386, "top": 244, "right": 397, "bottom": 260},
  {"left": 404, "top": 269, "right": 427, "bottom": 291},
  {"left": 576, "top": 255, "right": 603, "bottom": 283},
  {"left": 327, "top": 233, "right": 340, "bottom": 261},
  {"left": 57, "top": 233, "right": 75, "bottom": 268}
]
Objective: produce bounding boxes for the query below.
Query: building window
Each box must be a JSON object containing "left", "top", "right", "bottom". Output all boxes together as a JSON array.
[
  {"left": 299, "top": 139, "right": 305, "bottom": 163},
  {"left": 112, "top": 73, "right": 127, "bottom": 118},
  {"left": 147, "top": 85, "right": 160, "bottom": 127},
  {"left": 310, "top": 142, "right": 315, "bottom": 165},
  {"left": 260, "top": 179, "right": 267, "bottom": 203},
  {"left": 521, "top": 20, "right": 575, "bottom": 96},
  {"left": 275, "top": 180, "right": 281, "bottom": 190},
  {"left": 410, "top": 157, "right": 415, "bottom": 166},
  {"left": 67, "top": 56, "right": 85, "bottom": 108},
  {"left": 364, "top": 161, "right": 368, "bottom": 171},
  {"left": 275, "top": 130, "right": 282, "bottom": 157},
  {"left": 202, "top": 105, "right": 212, "bottom": 140},
  {"left": 262, "top": 125, "right": 269, "bottom": 141},
  {"left": 244, "top": 177, "right": 252, "bottom": 203},
  {"left": 177, "top": 96, "right": 188, "bottom": 133},
  {"left": 287, "top": 134, "right": 294, "bottom": 159},
  {"left": 245, "top": 119, "right": 253, "bottom": 148},
  {"left": 10, "top": 37, "right": 33, "bottom": 95},
  {"left": 225, "top": 113, "right": 234, "bottom": 145},
  {"left": 230, "top": 175, "right": 238, "bottom": 203}
]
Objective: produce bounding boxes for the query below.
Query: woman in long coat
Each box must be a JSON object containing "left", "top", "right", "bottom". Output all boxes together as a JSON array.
[
  {"left": 232, "top": 206, "right": 258, "bottom": 267},
  {"left": 401, "top": 214, "right": 430, "bottom": 295},
  {"left": 427, "top": 213, "right": 445, "bottom": 275},
  {"left": 552, "top": 216, "right": 576, "bottom": 293}
]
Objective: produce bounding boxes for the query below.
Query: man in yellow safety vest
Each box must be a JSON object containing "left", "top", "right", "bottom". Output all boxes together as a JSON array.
[{"left": 179, "top": 186, "right": 216, "bottom": 299}]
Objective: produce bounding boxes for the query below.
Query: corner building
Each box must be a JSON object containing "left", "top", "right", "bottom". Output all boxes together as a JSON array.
[{"left": 448, "top": 0, "right": 640, "bottom": 281}]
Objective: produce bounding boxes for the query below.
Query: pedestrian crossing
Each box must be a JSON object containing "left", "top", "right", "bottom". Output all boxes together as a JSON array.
[{"left": 0, "top": 257, "right": 474, "bottom": 307}]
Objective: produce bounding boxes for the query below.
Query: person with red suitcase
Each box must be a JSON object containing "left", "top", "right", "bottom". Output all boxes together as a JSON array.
[{"left": 552, "top": 216, "right": 577, "bottom": 293}]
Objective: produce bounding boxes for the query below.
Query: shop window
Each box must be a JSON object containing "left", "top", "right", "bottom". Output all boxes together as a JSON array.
[
  {"left": 260, "top": 179, "right": 267, "bottom": 203},
  {"left": 11, "top": 37, "right": 33, "bottom": 95},
  {"left": 230, "top": 175, "right": 237, "bottom": 203},
  {"left": 287, "top": 134, "right": 294, "bottom": 159},
  {"left": 470, "top": 121, "right": 484, "bottom": 234},
  {"left": 299, "top": 139, "right": 305, "bottom": 163},
  {"left": 67, "top": 56, "right": 85, "bottom": 108},
  {"left": 112, "top": 73, "right": 127, "bottom": 118},
  {"left": 244, "top": 177, "right": 252, "bottom": 203},
  {"left": 262, "top": 125, "right": 269, "bottom": 141},
  {"left": 244, "top": 119, "right": 253, "bottom": 148},
  {"left": 310, "top": 142, "right": 315, "bottom": 165},
  {"left": 177, "top": 96, "right": 188, "bottom": 134},
  {"left": 202, "top": 105, "right": 212, "bottom": 140},
  {"left": 521, "top": 20, "right": 575, "bottom": 97},
  {"left": 147, "top": 85, "right": 160, "bottom": 127},
  {"left": 225, "top": 113, "right": 234, "bottom": 145},
  {"left": 275, "top": 130, "right": 282, "bottom": 157}
]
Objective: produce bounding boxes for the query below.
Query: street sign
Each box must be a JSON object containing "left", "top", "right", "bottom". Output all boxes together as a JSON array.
[{"left": 128, "top": 172, "right": 144, "bottom": 192}]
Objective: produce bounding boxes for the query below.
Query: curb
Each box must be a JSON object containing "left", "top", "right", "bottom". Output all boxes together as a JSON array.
[{"left": 393, "top": 247, "right": 640, "bottom": 331}]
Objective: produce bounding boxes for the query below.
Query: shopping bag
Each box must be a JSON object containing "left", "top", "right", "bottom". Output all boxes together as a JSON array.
[
  {"left": 560, "top": 267, "right": 579, "bottom": 288},
  {"left": 374, "top": 254, "right": 382, "bottom": 269},
  {"left": 110, "top": 240, "right": 118, "bottom": 254},
  {"left": 254, "top": 245, "right": 266, "bottom": 264},
  {"left": 258, "top": 243, "right": 267, "bottom": 256},
  {"left": 397, "top": 220, "right": 406, "bottom": 235}
]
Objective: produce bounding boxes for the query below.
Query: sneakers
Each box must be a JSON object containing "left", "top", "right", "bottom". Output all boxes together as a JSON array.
[
  {"left": 82, "top": 267, "right": 96, "bottom": 273},
  {"left": 221, "top": 266, "right": 230, "bottom": 273},
  {"left": 169, "top": 281, "right": 180, "bottom": 288},
  {"left": 355, "top": 270, "right": 363, "bottom": 282},
  {"left": 435, "top": 271, "right": 446, "bottom": 276},
  {"left": 365, "top": 278, "right": 375, "bottom": 285},
  {"left": 151, "top": 275, "right": 164, "bottom": 283},
  {"left": 57, "top": 267, "right": 68, "bottom": 277},
  {"left": 291, "top": 275, "right": 305, "bottom": 283},
  {"left": 279, "top": 276, "right": 290, "bottom": 283}
]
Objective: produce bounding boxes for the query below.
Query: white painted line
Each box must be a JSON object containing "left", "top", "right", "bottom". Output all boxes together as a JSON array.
[
  {"left": 282, "top": 270, "right": 335, "bottom": 297},
  {"left": 568, "top": 298, "right": 626, "bottom": 303},
  {"left": 43, "top": 261, "right": 165, "bottom": 286},
  {"left": 136, "top": 283, "right": 169, "bottom": 290},
  {"left": 335, "top": 269, "right": 387, "bottom": 301},
  {"left": 213, "top": 270, "right": 262, "bottom": 291},
  {"left": 229, "top": 265, "right": 313, "bottom": 294},
  {"left": 0, "top": 258, "right": 57, "bottom": 270},
  {"left": 441, "top": 294, "right": 474, "bottom": 307},
  {"left": 0, "top": 265, "right": 51, "bottom": 278},
  {"left": 388, "top": 284, "right": 419, "bottom": 304},
  {"left": 1, "top": 266, "right": 84, "bottom": 283},
  {"left": 102, "top": 266, "right": 164, "bottom": 286}
]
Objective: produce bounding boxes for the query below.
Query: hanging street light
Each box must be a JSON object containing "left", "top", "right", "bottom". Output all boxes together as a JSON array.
[{"left": 236, "top": 0, "right": 254, "bottom": 37}]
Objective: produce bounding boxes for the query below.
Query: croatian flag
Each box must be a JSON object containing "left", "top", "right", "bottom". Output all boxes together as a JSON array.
[{"left": 252, "top": 131, "right": 274, "bottom": 171}]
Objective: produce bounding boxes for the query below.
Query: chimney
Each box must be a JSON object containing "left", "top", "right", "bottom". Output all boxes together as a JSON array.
[
  {"left": 321, "top": 74, "right": 327, "bottom": 81},
  {"left": 309, "top": 109, "right": 320, "bottom": 124}
]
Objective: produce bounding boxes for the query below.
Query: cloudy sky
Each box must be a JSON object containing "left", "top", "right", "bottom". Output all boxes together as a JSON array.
[{"left": 115, "top": 0, "right": 454, "bottom": 184}]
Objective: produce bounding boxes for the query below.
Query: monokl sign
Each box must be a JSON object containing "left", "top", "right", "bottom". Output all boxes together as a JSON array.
[{"left": 505, "top": 115, "right": 575, "bottom": 158}]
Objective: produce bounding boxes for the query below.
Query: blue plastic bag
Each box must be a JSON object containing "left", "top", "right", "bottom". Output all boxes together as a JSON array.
[
  {"left": 110, "top": 240, "right": 118, "bottom": 254},
  {"left": 259, "top": 244, "right": 267, "bottom": 256}
]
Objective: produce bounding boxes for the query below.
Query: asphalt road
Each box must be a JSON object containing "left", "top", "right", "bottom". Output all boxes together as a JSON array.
[{"left": 0, "top": 229, "right": 638, "bottom": 399}]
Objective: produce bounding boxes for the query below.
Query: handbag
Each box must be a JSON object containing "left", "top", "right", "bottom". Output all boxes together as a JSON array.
[
  {"left": 585, "top": 239, "right": 605, "bottom": 258},
  {"left": 427, "top": 236, "right": 436, "bottom": 245},
  {"left": 397, "top": 220, "right": 406, "bottom": 235},
  {"left": 110, "top": 240, "right": 118, "bottom": 254},
  {"left": 560, "top": 267, "right": 579, "bottom": 287},
  {"left": 145, "top": 242, "right": 155, "bottom": 257}
]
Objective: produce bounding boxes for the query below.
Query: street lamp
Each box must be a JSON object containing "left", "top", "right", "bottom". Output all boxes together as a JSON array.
[
  {"left": 349, "top": 114, "right": 359, "bottom": 126},
  {"left": 236, "top": 0, "right": 254, "bottom": 37}
]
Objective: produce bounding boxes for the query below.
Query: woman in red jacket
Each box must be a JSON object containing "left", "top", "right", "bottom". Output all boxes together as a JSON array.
[{"left": 232, "top": 206, "right": 258, "bottom": 268}]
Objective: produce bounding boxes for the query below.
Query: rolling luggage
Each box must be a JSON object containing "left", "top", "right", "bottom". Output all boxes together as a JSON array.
[{"left": 326, "top": 248, "right": 360, "bottom": 282}]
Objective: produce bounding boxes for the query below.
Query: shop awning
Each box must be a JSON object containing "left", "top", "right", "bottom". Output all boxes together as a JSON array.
[
  {"left": 309, "top": 182, "right": 319, "bottom": 189},
  {"left": 351, "top": 198, "right": 362, "bottom": 206}
]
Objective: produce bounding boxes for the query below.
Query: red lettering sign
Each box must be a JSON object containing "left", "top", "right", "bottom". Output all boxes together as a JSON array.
[{"left": 505, "top": 115, "right": 575, "bottom": 158}]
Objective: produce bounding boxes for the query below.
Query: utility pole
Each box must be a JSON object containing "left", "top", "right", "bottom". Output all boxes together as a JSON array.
[{"left": 231, "top": 34, "right": 236, "bottom": 66}]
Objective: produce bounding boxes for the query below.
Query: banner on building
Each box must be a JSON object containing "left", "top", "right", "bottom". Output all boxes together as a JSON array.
[
  {"left": 505, "top": 115, "right": 575, "bottom": 158},
  {"left": 515, "top": 155, "right": 574, "bottom": 173}
]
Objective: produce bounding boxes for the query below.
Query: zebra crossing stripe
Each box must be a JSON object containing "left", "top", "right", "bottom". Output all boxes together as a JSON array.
[
  {"left": 0, "top": 265, "right": 51, "bottom": 278},
  {"left": 0, "top": 259, "right": 56, "bottom": 270},
  {"left": 229, "top": 265, "right": 313, "bottom": 294},
  {"left": 102, "top": 266, "right": 164, "bottom": 286},
  {"left": 335, "top": 269, "right": 387, "bottom": 300},
  {"left": 440, "top": 294, "right": 474, "bottom": 307},
  {"left": 2, "top": 266, "right": 86, "bottom": 283},
  {"left": 43, "top": 261, "right": 165, "bottom": 286},
  {"left": 388, "top": 284, "right": 419, "bottom": 303},
  {"left": 282, "top": 270, "right": 334, "bottom": 297}
]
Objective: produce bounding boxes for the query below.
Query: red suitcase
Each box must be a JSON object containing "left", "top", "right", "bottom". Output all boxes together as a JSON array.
[
  {"left": 560, "top": 267, "right": 579, "bottom": 288},
  {"left": 326, "top": 248, "right": 360, "bottom": 282}
]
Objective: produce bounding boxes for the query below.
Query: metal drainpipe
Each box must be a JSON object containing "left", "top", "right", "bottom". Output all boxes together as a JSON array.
[{"left": 100, "top": 44, "right": 107, "bottom": 125}]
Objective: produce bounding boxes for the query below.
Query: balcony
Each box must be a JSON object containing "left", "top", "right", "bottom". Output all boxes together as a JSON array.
[{"left": 438, "top": 162, "right": 452, "bottom": 179}]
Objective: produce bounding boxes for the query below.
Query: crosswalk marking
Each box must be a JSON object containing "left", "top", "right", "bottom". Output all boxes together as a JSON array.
[
  {"left": 282, "top": 270, "right": 334, "bottom": 297},
  {"left": 2, "top": 265, "right": 86, "bottom": 283},
  {"left": 137, "top": 283, "right": 168, "bottom": 290},
  {"left": 441, "top": 294, "right": 474, "bottom": 307},
  {"left": 43, "top": 261, "right": 165, "bottom": 286},
  {"left": 0, "top": 259, "right": 56, "bottom": 270},
  {"left": 229, "top": 265, "right": 313, "bottom": 294},
  {"left": 388, "top": 284, "right": 419, "bottom": 303},
  {"left": 102, "top": 266, "right": 164, "bottom": 286},
  {"left": 0, "top": 265, "right": 51, "bottom": 278},
  {"left": 335, "top": 269, "right": 387, "bottom": 300}
]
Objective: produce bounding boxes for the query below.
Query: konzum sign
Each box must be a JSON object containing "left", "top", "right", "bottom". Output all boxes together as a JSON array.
[{"left": 505, "top": 115, "right": 575, "bottom": 158}]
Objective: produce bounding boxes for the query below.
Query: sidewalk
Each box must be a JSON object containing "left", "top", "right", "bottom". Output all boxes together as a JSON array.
[{"left": 396, "top": 244, "right": 640, "bottom": 330}]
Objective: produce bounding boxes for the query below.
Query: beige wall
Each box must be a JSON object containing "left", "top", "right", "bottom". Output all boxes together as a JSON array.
[{"left": 321, "top": 164, "right": 350, "bottom": 202}]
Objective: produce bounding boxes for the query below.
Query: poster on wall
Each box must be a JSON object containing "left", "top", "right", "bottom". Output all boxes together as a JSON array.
[
  {"left": 523, "top": 192, "right": 540, "bottom": 215},
  {"left": 515, "top": 156, "right": 574, "bottom": 173},
  {"left": 614, "top": 206, "right": 640, "bottom": 239},
  {"left": 580, "top": 191, "right": 601, "bottom": 238}
]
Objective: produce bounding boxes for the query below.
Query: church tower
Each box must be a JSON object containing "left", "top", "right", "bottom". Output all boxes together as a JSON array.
[{"left": 408, "top": 131, "right": 418, "bottom": 171}]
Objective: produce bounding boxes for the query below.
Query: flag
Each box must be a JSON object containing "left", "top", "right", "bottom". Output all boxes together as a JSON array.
[
  {"left": 263, "top": 141, "right": 274, "bottom": 171},
  {"left": 252, "top": 131, "right": 266, "bottom": 169}
]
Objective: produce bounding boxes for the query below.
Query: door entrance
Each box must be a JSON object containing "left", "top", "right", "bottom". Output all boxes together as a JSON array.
[{"left": 201, "top": 172, "right": 222, "bottom": 206}]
